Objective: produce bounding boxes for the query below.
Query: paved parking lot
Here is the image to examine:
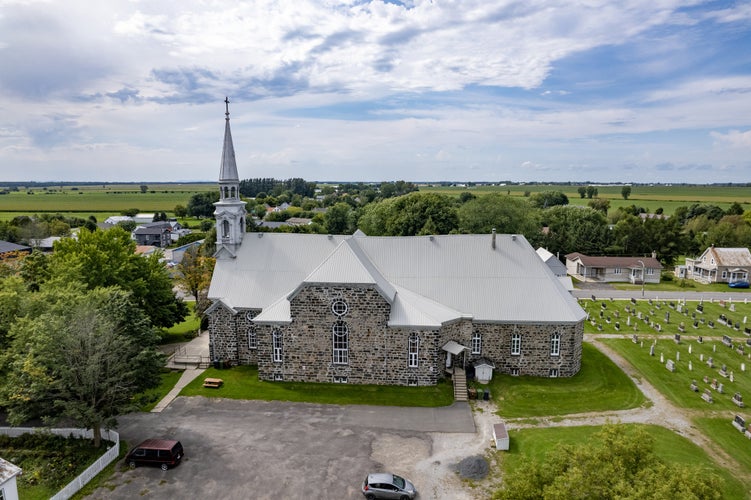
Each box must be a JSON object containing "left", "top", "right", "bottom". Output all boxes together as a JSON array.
[{"left": 87, "top": 397, "right": 475, "bottom": 499}]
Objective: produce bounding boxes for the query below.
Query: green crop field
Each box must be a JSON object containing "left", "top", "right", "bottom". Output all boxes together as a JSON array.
[
  {"left": 0, "top": 183, "right": 214, "bottom": 217},
  {"left": 419, "top": 184, "right": 751, "bottom": 216}
]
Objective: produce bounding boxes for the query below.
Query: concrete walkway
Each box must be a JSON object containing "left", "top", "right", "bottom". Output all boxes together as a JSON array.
[{"left": 151, "top": 330, "right": 210, "bottom": 413}]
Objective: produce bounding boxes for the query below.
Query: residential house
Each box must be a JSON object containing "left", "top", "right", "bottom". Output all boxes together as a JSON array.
[
  {"left": 565, "top": 253, "right": 662, "bottom": 284},
  {"left": 132, "top": 221, "right": 184, "bottom": 248},
  {"left": 207, "top": 102, "right": 586, "bottom": 387},
  {"left": 684, "top": 247, "right": 751, "bottom": 284}
]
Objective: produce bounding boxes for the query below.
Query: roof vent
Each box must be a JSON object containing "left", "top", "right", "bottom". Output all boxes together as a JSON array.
[
  {"left": 429, "top": 235, "right": 434, "bottom": 241},
  {"left": 491, "top": 228, "right": 496, "bottom": 249},
  {"left": 512, "top": 234, "right": 517, "bottom": 241},
  {"left": 328, "top": 234, "right": 333, "bottom": 239},
  {"left": 257, "top": 233, "right": 263, "bottom": 238}
]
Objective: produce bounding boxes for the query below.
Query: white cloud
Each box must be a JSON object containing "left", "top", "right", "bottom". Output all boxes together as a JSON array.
[{"left": 711, "top": 129, "right": 751, "bottom": 150}]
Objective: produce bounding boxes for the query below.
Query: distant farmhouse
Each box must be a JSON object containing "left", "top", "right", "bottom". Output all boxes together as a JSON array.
[
  {"left": 206, "top": 101, "right": 586, "bottom": 386},
  {"left": 684, "top": 247, "right": 751, "bottom": 285},
  {"left": 565, "top": 253, "right": 662, "bottom": 285}
]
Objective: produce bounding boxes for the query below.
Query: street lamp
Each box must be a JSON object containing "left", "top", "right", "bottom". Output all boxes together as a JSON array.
[{"left": 637, "top": 260, "right": 645, "bottom": 297}]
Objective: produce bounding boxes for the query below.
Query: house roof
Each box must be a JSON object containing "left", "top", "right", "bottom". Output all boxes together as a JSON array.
[
  {"left": 565, "top": 252, "right": 663, "bottom": 269},
  {"left": 0, "top": 240, "right": 31, "bottom": 254},
  {"left": 697, "top": 247, "right": 751, "bottom": 269},
  {"left": 209, "top": 233, "right": 586, "bottom": 325},
  {"left": 0, "top": 457, "right": 22, "bottom": 483}
]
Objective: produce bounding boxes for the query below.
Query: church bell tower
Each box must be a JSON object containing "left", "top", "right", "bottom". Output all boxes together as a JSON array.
[{"left": 214, "top": 97, "right": 247, "bottom": 258}]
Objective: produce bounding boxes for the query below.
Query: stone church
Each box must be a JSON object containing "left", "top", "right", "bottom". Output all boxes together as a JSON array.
[{"left": 206, "top": 102, "right": 586, "bottom": 386}]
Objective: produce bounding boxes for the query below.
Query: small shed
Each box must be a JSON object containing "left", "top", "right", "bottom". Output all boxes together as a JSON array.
[
  {"left": 493, "top": 422, "right": 509, "bottom": 451},
  {"left": 473, "top": 358, "right": 496, "bottom": 384},
  {"left": 0, "top": 457, "right": 22, "bottom": 500}
]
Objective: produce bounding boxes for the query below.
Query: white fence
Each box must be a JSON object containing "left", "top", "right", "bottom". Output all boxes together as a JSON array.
[{"left": 0, "top": 427, "right": 120, "bottom": 500}]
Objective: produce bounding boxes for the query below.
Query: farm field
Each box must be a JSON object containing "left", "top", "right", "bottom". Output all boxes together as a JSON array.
[
  {"left": 0, "top": 183, "right": 213, "bottom": 218},
  {"left": 420, "top": 184, "right": 751, "bottom": 215}
]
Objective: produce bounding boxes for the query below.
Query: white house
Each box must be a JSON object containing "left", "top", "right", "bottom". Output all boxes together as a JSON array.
[{"left": 684, "top": 247, "right": 751, "bottom": 284}]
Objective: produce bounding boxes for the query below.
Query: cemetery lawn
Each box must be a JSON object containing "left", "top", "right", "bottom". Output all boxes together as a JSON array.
[
  {"left": 488, "top": 342, "right": 645, "bottom": 418},
  {"left": 500, "top": 424, "right": 748, "bottom": 500},
  {"left": 179, "top": 365, "right": 455, "bottom": 407},
  {"left": 134, "top": 369, "right": 184, "bottom": 411},
  {"left": 694, "top": 417, "right": 751, "bottom": 477}
]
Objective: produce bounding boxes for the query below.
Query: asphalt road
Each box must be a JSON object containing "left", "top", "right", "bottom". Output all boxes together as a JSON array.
[{"left": 87, "top": 397, "right": 474, "bottom": 500}]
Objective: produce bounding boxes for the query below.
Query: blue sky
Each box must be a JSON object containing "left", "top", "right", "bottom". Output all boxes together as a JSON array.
[{"left": 0, "top": 0, "right": 750, "bottom": 183}]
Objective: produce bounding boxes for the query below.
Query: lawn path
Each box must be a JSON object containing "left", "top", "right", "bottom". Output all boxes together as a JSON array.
[{"left": 502, "top": 335, "right": 745, "bottom": 478}]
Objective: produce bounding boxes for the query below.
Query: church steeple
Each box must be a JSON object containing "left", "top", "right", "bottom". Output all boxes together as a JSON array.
[
  {"left": 219, "top": 97, "right": 240, "bottom": 184},
  {"left": 214, "top": 97, "right": 247, "bottom": 258}
]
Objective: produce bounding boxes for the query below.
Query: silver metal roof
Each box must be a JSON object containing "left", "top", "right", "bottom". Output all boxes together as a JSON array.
[{"left": 208, "top": 232, "right": 586, "bottom": 325}]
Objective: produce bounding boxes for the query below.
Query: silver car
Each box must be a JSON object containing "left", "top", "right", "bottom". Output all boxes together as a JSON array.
[{"left": 361, "top": 472, "right": 417, "bottom": 500}]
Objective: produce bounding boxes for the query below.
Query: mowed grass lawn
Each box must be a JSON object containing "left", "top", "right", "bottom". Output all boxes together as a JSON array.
[
  {"left": 179, "top": 365, "right": 454, "bottom": 407},
  {"left": 487, "top": 342, "right": 645, "bottom": 418},
  {"left": 500, "top": 424, "right": 749, "bottom": 500}
]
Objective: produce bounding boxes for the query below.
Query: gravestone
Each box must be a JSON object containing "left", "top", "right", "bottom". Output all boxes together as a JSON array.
[
  {"left": 627, "top": 316, "right": 631, "bottom": 326},
  {"left": 688, "top": 360, "right": 693, "bottom": 371},
  {"left": 614, "top": 321, "right": 619, "bottom": 330},
  {"left": 690, "top": 379, "right": 698, "bottom": 392},
  {"left": 660, "top": 353, "right": 664, "bottom": 363},
  {"left": 697, "top": 304, "right": 704, "bottom": 313},
  {"left": 730, "top": 303, "right": 736, "bottom": 312},
  {"left": 709, "top": 321, "right": 715, "bottom": 329},
  {"left": 730, "top": 371, "right": 734, "bottom": 383},
  {"left": 718, "top": 383, "right": 724, "bottom": 394},
  {"left": 733, "top": 393, "right": 745, "bottom": 408},
  {"left": 703, "top": 375, "right": 709, "bottom": 383},
  {"left": 631, "top": 297, "right": 636, "bottom": 305},
  {"left": 666, "top": 359, "right": 675, "bottom": 372},
  {"left": 665, "top": 312, "right": 670, "bottom": 323},
  {"left": 632, "top": 334, "right": 638, "bottom": 344},
  {"left": 723, "top": 335, "right": 732, "bottom": 347},
  {"left": 700, "top": 353, "right": 704, "bottom": 362},
  {"left": 674, "top": 333, "right": 681, "bottom": 344},
  {"left": 678, "top": 322, "right": 685, "bottom": 333},
  {"left": 742, "top": 363, "right": 746, "bottom": 372},
  {"left": 650, "top": 344, "right": 655, "bottom": 356},
  {"left": 708, "top": 357, "right": 714, "bottom": 368},
  {"left": 719, "top": 365, "right": 728, "bottom": 378},
  {"left": 698, "top": 336, "right": 703, "bottom": 343},
  {"left": 702, "top": 389, "right": 713, "bottom": 403},
  {"left": 733, "top": 414, "right": 747, "bottom": 432},
  {"left": 688, "top": 344, "right": 692, "bottom": 354},
  {"left": 676, "top": 351, "right": 680, "bottom": 362},
  {"left": 693, "top": 320, "right": 699, "bottom": 328}
]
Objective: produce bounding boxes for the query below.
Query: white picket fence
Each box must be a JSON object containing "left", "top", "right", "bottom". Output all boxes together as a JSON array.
[{"left": 0, "top": 427, "right": 120, "bottom": 500}]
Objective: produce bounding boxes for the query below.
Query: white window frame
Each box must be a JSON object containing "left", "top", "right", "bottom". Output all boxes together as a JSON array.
[
  {"left": 646, "top": 268, "right": 654, "bottom": 275},
  {"left": 549, "top": 368, "right": 559, "bottom": 378},
  {"left": 511, "top": 333, "right": 521, "bottom": 356},
  {"left": 247, "top": 327, "right": 257, "bottom": 350},
  {"left": 471, "top": 332, "right": 482, "bottom": 355},
  {"left": 273, "top": 373, "right": 283, "bottom": 381},
  {"left": 272, "top": 330, "right": 283, "bottom": 363},
  {"left": 722, "top": 270, "right": 727, "bottom": 279},
  {"left": 550, "top": 332, "right": 560, "bottom": 356},
  {"left": 613, "top": 267, "right": 622, "bottom": 275},
  {"left": 511, "top": 367, "right": 520, "bottom": 376},
  {"left": 332, "top": 321, "right": 349, "bottom": 365},
  {"left": 407, "top": 377, "right": 418, "bottom": 387},
  {"left": 408, "top": 333, "right": 419, "bottom": 368},
  {"left": 333, "top": 376, "right": 348, "bottom": 384}
]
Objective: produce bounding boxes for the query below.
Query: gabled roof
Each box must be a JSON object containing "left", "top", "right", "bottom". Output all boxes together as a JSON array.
[
  {"left": 0, "top": 457, "right": 22, "bottom": 483},
  {"left": 697, "top": 247, "right": 751, "bottom": 268},
  {"left": 565, "top": 252, "right": 662, "bottom": 269},
  {"left": 210, "top": 233, "right": 586, "bottom": 325},
  {"left": 0, "top": 240, "right": 31, "bottom": 254}
]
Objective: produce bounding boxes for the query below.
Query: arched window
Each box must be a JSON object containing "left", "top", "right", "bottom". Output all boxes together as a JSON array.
[
  {"left": 272, "top": 330, "right": 283, "bottom": 362},
  {"left": 223, "top": 186, "right": 229, "bottom": 199},
  {"left": 550, "top": 332, "right": 560, "bottom": 356},
  {"left": 230, "top": 186, "right": 236, "bottom": 198},
  {"left": 222, "top": 220, "right": 230, "bottom": 238},
  {"left": 408, "top": 333, "right": 419, "bottom": 368},
  {"left": 471, "top": 332, "right": 482, "bottom": 354},
  {"left": 333, "top": 321, "right": 348, "bottom": 364}
]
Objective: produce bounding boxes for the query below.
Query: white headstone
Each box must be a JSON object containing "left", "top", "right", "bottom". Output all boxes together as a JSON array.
[
  {"left": 660, "top": 353, "right": 664, "bottom": 363},
  {"left": 700, "top": 354, "right": 704, "bottom": 362},
  {"left": 713, "top": 344, "right": 716, "bottom": 352},
  {"left": 730, "top": 371, "right": 734, "bottom": 383},
  {"left": 627, "top": 316, "right": 631, "bottom": 326},
  {"left": 742, "top": 363, "right": 746, "bottom": 372},
  {"left": 676, "top": 351, "right": 680, "bottom": 361},
  {"left": 688, "top": 344, "right": 692, "bottom": 354},
  {"left": 688, "top": 360, "right": 693, "bottom": 371}
]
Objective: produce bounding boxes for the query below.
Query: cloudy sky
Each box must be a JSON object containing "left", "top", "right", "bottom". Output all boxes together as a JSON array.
[{"left": 1, "top": 0, "right": 750, "bottom": 183}]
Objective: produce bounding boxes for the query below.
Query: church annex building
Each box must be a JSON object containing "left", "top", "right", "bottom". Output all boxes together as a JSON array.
[{"left": 206, "top": 101, "right": 586, "bottom": 386}]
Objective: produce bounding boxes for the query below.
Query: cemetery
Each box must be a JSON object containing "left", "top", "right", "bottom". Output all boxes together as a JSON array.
[{"left": 589, "top": 296, "right": 751, "bottom": 411}]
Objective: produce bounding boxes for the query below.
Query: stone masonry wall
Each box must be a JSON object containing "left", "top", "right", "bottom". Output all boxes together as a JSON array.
[{"left": 255, "top": 285, "right": 441, "bottom": 386}]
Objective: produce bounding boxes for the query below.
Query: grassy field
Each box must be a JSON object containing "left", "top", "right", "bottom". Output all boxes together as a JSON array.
[
  {"left": 498, "top": 424, "right": 749, "bottom": 499},
  {"left": 179, "top": 365, "right": 455, "bottom": 407},
  {"left": 420, "top": 184, "right": 751, "bottom": 215},
  {"left": 0, "top": 183, "right": 214, "bottom": 217},
  {"left": 485, "top": 342, "right": 645, "bottom": 418}
]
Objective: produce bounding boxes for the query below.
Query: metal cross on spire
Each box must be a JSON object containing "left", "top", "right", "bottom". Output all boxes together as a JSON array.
[{"left": 225, "top": 96, "right": 230, "bottom": 119}]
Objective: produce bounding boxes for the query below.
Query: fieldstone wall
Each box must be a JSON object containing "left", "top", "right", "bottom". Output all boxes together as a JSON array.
[
  {"left": 209, "top": 288, "right": 584, "bottom": 383},
  {"left": 470, "top": 322, "right": 583, "bottom": 377}
]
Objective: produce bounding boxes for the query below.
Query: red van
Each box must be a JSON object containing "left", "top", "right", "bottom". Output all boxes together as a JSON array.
[{"left": 126, "top": 439, "right": 183, "bottom": 471}]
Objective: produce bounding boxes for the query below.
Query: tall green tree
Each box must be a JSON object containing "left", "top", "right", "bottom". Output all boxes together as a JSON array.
[
  {"left": 621, "top": 185, "right": 632, "bottom": 200},
  {"left": 49, "top": 227, "right": 187, "bottom": 328},
  {"left": 174, "top": 246, "right": 216, "bottom": 318},
  {"left": 457, "top": 194, "right": 540, "bottom": 238},
  {"left": 529, "top": 191, "right": 569, "bottom": 209},
  {"left": 494, "top": 425, "right": 722, "bottom": 500},
  {"left": 539, "top": 206, "right": 611, "bottom": 256},
  {"left": 187, "top": 191, "right": 220, "bottom": 218},
  {"left": 358, "top": 192, "right": 458, "bottom": 236},
  {"left": 1, "top": 286, "right": 164, "bottom": 447},
  {"left": 324, "top": 202, "right": 357, "bottom": 234}
]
